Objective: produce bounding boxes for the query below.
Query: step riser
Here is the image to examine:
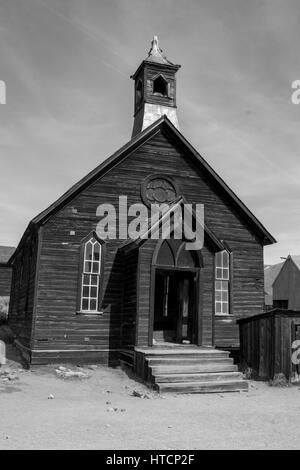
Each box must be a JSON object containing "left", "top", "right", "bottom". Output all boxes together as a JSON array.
[
  {"left": 158, "top": 381, "right": 248, "bottom": 393},
  {"left": 150, "top": 364, "right": 238, "bottom": 375},
  {"left": 120, "top": 353, "right": 134, "bottom": 368},
  {"left": 146, "top": 357, "right": 233, "bottom": 367},
  {"left": 155, "top": 373, "right": 243, "bottom": 383},
  {"left": 140, "top": 353, "right": 230, "bottom": 359}
]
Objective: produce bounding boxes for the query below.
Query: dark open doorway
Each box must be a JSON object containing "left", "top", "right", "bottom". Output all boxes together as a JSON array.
[
  {"left": 150, "top": 239, "right": 202, "bottom": 346},
  {"left": 154, "top": 269, "right": 197, "bottom": 344}
]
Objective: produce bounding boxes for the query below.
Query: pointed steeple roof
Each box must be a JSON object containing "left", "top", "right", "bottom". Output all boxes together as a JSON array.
[
  {"left": 131, "top": 36, "right": 180, "bottom": 81},
  {"left": 145, "top": 36, "right": 176, "bottom": 66}
]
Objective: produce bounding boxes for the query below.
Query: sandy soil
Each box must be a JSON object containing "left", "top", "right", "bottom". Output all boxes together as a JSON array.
[{"left": 0, "top": 347, "right": 300, "bottom": 450}]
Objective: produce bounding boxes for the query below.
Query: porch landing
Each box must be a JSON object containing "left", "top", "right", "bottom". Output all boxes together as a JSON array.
[{"left": 127, "top": 346, "right": 248, "bottom": 393}]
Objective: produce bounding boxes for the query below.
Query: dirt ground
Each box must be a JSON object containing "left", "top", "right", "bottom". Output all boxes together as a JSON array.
[{"left": 1, "top": 346, "right": 300, "bottom": 450}]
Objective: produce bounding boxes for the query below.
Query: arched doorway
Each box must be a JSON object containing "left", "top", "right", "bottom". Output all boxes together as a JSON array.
[{"left": 151, "top": 239, "right": 202, "bottom": 345}]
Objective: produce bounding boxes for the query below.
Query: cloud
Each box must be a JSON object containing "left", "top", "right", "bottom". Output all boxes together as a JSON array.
[{"left": 0, "top": 0, "right": 299, "bottom": 265}]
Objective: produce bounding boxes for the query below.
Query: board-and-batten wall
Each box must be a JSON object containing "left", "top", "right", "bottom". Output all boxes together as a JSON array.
[
  {"left": 13, "top": 128, "right": 264, "bottom": 360},
  {"left": 238, "top": 310, "right": 300, "bottom": 380}
]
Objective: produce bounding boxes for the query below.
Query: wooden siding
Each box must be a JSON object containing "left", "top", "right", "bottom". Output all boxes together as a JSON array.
[
  {"left": 143, "top": 65, "right": 177, "bottom": 108},
  {"left": 10, "top": 127, "right": 266, "bottom": 362},
  {"left": 122, "top": 248, "right": 139, "bottom": 349},
  {"left": 238, "top": 310, "right": 300, "bottom": 380},
  {"left": 34, "top": 231, "right": 123, "bottom": 364},
  {"left": 201, "top": 247, "right": 215, "bottom": 346},
  {"left": 215, "top": 240, "right": 264, "bottom": 347},
  {"left": 0, "top": 265, "right": 12, "bottom": 297},
  {"left": 8, "top": 228, "right": 38, "bottom": 348},
  {"left": 133, "top": 64, "right": 177, "bottom": 113}
]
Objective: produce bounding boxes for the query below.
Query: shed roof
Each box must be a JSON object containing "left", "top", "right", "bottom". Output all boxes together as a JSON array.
[{"left": 237, "top": 308, "right": 300, "bottom": 324}]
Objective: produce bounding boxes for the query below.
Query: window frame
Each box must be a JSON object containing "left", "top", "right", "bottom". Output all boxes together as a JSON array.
[
  {"left": 135, "top": 79, "right": 143, "bottom": 110},
  {"left": 215, "top": 250, "right": 231, "bottom": 316},
  {"left": 154, "top": 239, "right": 201, "bottom": 269},
  {"left": 273, "top": 299, "right": 288, "bottom": 309},
  {"left": 77, "top": 232, "right": 105, "bottom": 315}
]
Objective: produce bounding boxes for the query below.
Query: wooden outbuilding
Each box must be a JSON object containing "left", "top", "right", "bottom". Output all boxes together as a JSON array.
[
  {"left": 7, "top": 38, "right": 276, "bottom": 392},
  {"left": 238, "top": 309, "right": 300, "bottom": 380}
]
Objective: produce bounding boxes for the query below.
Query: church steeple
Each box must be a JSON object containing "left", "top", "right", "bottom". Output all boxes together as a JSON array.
[{"left": 131, "top": 37, "right": 181, "bottom": 137}]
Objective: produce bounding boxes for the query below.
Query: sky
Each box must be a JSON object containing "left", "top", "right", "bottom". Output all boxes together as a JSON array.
[{"left": 0, "top": 0, "right": 300, "bottom": 265}]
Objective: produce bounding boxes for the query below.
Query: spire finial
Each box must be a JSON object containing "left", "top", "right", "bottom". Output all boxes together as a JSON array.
[
  {"left": 145, "top": 36, "right": 179, "bottom": 67},
  {"left": 150, "top": 36, "right": 160, "bottom": 55},
  {"left": 147, "top": 35, "right": 168, "bottom": 63}
]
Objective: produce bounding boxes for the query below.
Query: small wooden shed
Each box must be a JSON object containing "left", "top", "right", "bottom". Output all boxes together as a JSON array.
[{"left": 237, "top": 309, "right": 300, "bottom": 380}]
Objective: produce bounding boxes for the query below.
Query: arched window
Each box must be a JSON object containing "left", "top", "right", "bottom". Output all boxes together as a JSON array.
[
  {"left": 156, "top": 241, "right": 175, "bottom": 266},
  {"left": 215, "top": 250, "right": 230, "bottom": 315},
  {"left": 177, "top": 244, "right": 197, "bottom": 268},
  {"left": 153, "top": 75, "right": 168, "bottom": 97},
  {"left": 80, "top": 236, "right": 104, "bottom": 313},
  {"left": 155, "top": 239, "right": 200, "bottom": 268}
]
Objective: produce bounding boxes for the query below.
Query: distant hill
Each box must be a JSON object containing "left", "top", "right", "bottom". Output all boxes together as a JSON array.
[{"left": 0, "top": 246, "right": 15, "bottom": 264}]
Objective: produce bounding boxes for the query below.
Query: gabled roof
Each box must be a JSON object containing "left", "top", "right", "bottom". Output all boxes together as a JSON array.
[
  {"left": 272, "top": 255, "right": 300, "bottom": 287},
  {"left": 0, "top": 246, "right": 15, "bottom": 264},
  {"left": 9, "top": 115, "right": 276, "bottom": 263}
]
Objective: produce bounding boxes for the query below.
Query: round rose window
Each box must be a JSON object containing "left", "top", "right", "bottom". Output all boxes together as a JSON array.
[{"left": 142, "top": 175, "right": 178, "bottom": 206}]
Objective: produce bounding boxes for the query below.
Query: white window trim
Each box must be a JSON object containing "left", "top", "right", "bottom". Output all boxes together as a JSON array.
[
  {"left": 79, "top": 238, "right": 102, "bottom": 314},
  {"left": 215, "top": 250, "right": 230, "bottom": 316}
]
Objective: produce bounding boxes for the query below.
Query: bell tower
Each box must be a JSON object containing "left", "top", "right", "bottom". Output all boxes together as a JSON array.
[{"left": 131, "top": 36, "right": 181, "bottom": 137}]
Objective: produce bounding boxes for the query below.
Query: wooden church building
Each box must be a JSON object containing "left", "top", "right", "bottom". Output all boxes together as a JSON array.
[{"left": 8, "top": 38, "right": 276, "bottom": 392}]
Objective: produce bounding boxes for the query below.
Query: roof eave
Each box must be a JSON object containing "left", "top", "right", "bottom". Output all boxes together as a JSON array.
[
  {"left": 7, "top": 222, "right": 35, "bottom": 265},
  {"left": 130, "top": 60, "right": 181, "bottom": 80}
]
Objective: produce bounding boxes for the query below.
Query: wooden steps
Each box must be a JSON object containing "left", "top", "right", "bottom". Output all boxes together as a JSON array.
[{"left": 133, "top": 346, "right": 248, "bottom": 394}]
